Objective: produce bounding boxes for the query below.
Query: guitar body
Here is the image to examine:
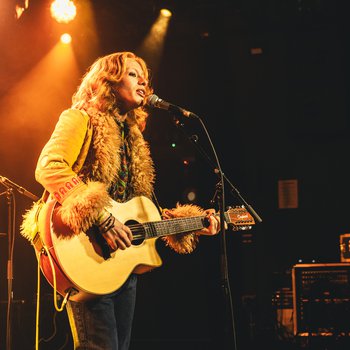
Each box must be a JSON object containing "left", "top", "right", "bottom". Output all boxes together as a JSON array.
[{"left": 36, "top": 196, "right": 163, "bottom": 301}]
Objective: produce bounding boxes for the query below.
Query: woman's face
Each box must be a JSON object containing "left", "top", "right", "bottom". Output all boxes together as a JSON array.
[{"left": 116, "top": 58, "right": 148, "bottom": 114}]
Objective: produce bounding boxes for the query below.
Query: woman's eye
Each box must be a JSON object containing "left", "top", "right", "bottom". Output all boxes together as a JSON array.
[{"left": 129, "top": 72, "right": 137, "bottom": 77}]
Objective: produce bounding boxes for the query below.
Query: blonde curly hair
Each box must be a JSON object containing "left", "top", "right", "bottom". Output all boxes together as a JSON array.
[{"left": 72, "top": 51, "right": 153, "bottom": 131}]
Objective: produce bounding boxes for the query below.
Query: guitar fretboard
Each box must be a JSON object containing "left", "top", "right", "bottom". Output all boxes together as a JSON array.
[
  {"left": 130, "top": 216, "right": 207, "bottom": 240},
  {"left": 129, "top": 210, "right": 253, "bottom": 241}
]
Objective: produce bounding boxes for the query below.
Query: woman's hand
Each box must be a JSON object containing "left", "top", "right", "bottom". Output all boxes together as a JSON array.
[
  {"left": 98, "top": 212, "right": 133, "bottom": 251},
  {"left": 197, "top": 209, "right": 221, "bottom": 236}
]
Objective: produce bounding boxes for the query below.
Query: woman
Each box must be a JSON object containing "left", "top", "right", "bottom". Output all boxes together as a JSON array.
[{"left": 21, "top": 51, "right": 220, "bottom": 349}]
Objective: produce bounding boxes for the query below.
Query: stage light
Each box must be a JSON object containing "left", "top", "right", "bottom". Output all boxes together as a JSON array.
[
  {"left": 60, "top": 33, "right": 72, "bottom": 44},
  {"left": 160, "top": 8, "right": 172, "bottom": 18},
  {"left": 50, "top": 0, "right": 76, "bottom": 24},
  {"left": 15, "top": 0, "right": 29, "bottom": 19},
  {"left": 137, "top": 8, "right": 172, "bottom": 75}
]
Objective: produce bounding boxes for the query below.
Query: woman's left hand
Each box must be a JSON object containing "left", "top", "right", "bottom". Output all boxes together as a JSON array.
[{"left": 197, "top": 209, "right": 221, "bottom": 236}]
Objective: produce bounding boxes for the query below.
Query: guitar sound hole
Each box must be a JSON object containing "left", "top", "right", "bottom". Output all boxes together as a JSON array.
[{"left": 126, "top": 220, "right": 144, "bottom": 246}]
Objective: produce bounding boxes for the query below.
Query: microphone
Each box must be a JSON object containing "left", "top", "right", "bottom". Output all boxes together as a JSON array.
[{"left": 146, "top": 94, "right": 199, "bottom": 119}]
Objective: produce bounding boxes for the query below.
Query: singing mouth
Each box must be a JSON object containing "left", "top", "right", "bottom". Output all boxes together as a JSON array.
[{"left": 136, "top": 89, "right": 145, "bottom": 98}]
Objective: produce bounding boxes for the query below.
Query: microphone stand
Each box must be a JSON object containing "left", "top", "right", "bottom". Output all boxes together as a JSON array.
[
  {"left": 0, "top": 176, "right": 39, "bottom": 202},
  {"left": 169, "top": 112, "right": 262, "bottom": 350},
  {"left": 0, "top": 176, "right": 39, "bottom": 350}
]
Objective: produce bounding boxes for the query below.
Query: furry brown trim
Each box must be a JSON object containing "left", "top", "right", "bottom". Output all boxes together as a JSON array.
[
  {"left": 80, "top": 110, "right": 120, "bottom": 186},
  {"left": 20, "top": 200, "right": 44, "bottom": 241},
  {"left": 127, "top": 123, "right": 155, "bottom": 199},
  {"left": 58, "top": 181, "right": 111, "bottom": 235},
  {"left": 161, "top": 203, "right": 204, "bottom": 254}
]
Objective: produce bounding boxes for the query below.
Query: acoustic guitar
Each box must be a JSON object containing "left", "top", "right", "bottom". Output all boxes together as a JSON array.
[{"left": 34, "top": 195, "right": 255, "bottom": 301}]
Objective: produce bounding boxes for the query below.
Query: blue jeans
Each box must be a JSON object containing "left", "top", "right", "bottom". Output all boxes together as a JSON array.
[{"left": 66, "top": 274, "right": 137, "bottom": 350}]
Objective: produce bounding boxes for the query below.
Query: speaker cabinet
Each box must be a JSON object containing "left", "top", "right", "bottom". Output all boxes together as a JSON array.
[{"left": 292, "top": 263, "right": 350, "bottom": 336}]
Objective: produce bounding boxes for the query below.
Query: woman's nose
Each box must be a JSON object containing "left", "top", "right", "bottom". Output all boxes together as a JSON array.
[{"left": 138, "top": 76, "right": 146, "bottom": 86}]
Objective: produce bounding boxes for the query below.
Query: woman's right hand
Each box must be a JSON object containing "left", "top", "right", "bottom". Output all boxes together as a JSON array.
[{"left": 98, "top": 212, "right": 133, "bottom": 251}]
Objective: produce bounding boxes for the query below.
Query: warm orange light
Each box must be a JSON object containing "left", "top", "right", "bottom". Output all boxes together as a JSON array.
[
  {"left": 50, "top": 0, "right": 76, "bottom": 23},
  {"left": 60, "top": 33, "right": 72, "bottom": 44},
  {"left": 160, "top": 8, "right": 172, "bottom": 18}
]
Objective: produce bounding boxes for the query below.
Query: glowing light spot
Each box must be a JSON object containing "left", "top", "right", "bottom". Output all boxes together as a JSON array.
[
  {"left": 160, "top": 9, "right": 172, "bottom": 18},
  {"left": 50, "top": 0, "right": 76, "bottom": 23},
  {"left": 187, "top": 191, "right": 196, "bottom": 202},
  {"left": 60, "top": 33, "right": 72, "bottom": 44}
]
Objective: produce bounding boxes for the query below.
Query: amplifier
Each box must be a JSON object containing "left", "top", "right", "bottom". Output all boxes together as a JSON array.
[
  {"left": 340, "top": 234, "right": 350, "bottom": 262},
  {"left": 292, "top": 263, "right": 350, "bottom": 336}
]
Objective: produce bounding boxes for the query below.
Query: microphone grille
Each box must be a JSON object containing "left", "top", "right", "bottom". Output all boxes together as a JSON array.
[{"left": 146, "top": 94, "right": 159, "bottom": 107}]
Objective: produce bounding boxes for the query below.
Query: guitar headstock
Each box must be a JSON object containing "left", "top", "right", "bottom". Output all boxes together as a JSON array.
[{"left": 225, "top": 206, "right": 255, "bottom": 231}]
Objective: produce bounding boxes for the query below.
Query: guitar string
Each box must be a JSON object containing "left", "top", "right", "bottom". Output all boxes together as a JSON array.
[
  {"left": 126, "top": 217, "right": 206, "bottom": 240},
  {"left": 126, "top": 217, "right": 203, "bottom": 230},
  {"left": 124, "top": 211, "right": 248, "bottom": 231}
]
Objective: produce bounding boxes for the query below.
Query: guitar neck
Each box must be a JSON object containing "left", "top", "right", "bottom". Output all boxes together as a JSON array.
[
  {"left": 130, "top": 213, "right": 233, "bottom": 241},
  {"left": 128, "top": 202, "right": 255, "bottom": 241},
  {"left": 131, "top": 215, "right": 210, "bottom": 240}
]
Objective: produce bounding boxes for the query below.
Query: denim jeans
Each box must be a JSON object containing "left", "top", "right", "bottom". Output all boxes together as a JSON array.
[{"left": 66, "top": 274, "right": 137, "bottom": 350}]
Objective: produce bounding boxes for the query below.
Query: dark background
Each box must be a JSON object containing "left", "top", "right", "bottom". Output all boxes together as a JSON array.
[{"left": 1, "top": 0, "right": 350, "bottom": 349}]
